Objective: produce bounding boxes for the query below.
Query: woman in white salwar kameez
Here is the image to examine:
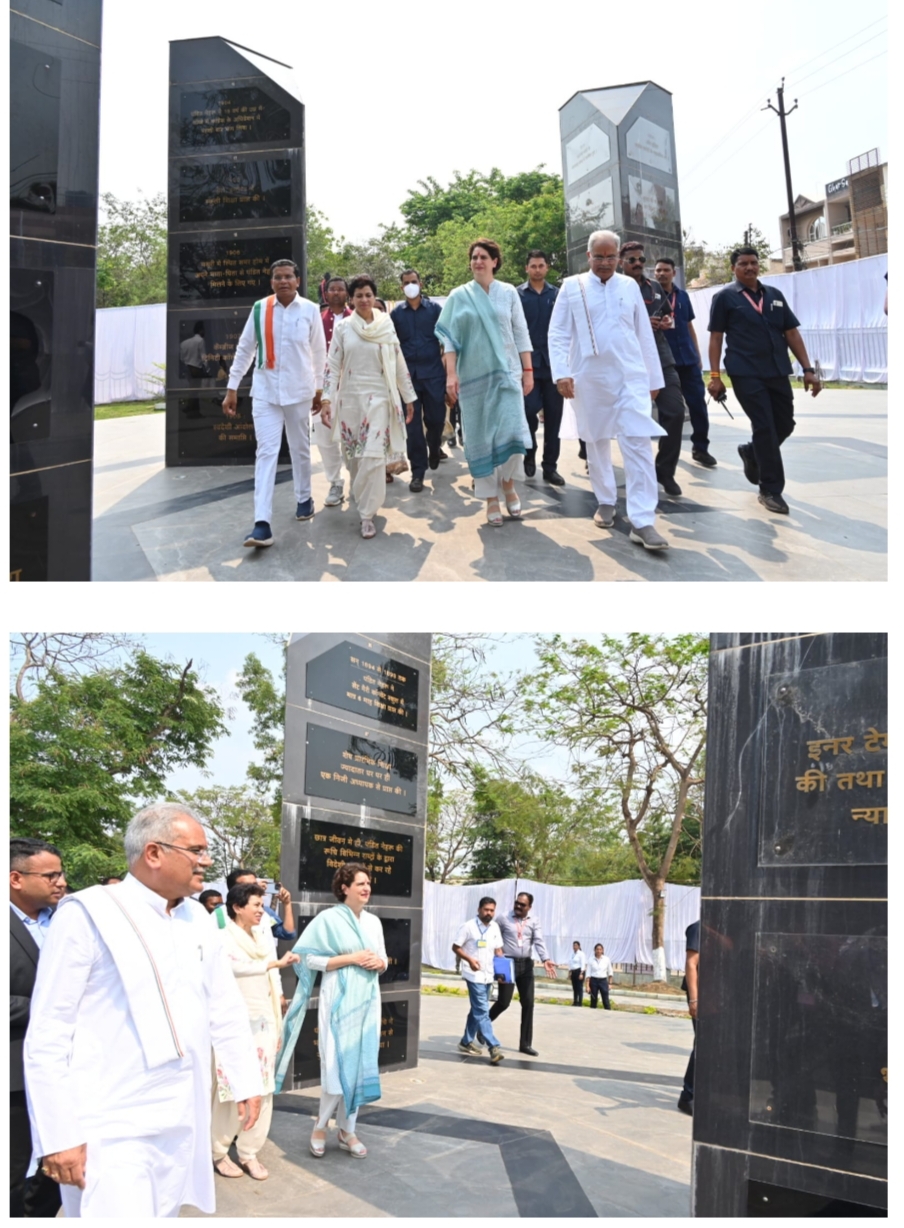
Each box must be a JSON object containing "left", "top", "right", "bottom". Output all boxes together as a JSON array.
[
  {"left": 211, "top": 883, "right": 300, "bottom": 1181},
  {"left": 320, "top": 276, "right": 416, "bottom": 539},
  {"left": 306, "top": 864, "right": 387, "bottom": 1160}
]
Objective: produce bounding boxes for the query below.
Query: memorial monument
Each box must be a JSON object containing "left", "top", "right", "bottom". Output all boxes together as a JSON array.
[
  {"left": 279, "top": 633, "right": 432, "bottom": 1086},
  {"left": 166, "top": 38, "right": 305, "bottom": 466},
  {"left": 696, "top": 633, "right": 887, "bottom": 1215},
  {"left": 10, "top": 0, "right": 103, "bottom": 580},
  {"left": 559, "top": 82, "right": 684, "bottom": 281}
]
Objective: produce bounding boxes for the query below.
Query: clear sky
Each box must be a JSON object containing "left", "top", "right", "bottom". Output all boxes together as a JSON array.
[{"left": 98, "top": 0, "right": 887, "bottom": 258}]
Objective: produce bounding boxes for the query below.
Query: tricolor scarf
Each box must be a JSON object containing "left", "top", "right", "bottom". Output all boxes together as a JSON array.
[
  {"left": 252, "top": 295, "right": 277, "bottom": 369},
  {"left": 274, "top": 904, "right": 382, "bottom": 1113}
]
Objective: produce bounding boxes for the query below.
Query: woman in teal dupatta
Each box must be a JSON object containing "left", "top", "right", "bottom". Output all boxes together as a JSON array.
[
  {"left": 435, "top": 238, "right": 535, "bottom": 526},
  {"left": 274, "top": 863, "right": 386, "bottom": 1159}
]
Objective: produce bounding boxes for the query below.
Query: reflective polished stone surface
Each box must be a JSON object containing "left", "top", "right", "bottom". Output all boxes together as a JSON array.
[
  {"left": 9, "top": 2, "right": 101, "bottom": 580},
  {"left": 694, "top": 634, "right": 887, "bottom": 1215}
]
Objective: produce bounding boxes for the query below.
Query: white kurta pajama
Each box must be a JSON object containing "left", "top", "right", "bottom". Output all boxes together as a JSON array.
[
  {"left": 549, "top": 271, "right": 665, "bottom": 528},
  {"left": 24, "top": 875, "right": 261, "bottom": 1219},
  {"left": 307, "top": 909, "right": 387, "bottom": 1134},
  {"left": 228, "top": 293, "right": 327, "bottom": 524}
]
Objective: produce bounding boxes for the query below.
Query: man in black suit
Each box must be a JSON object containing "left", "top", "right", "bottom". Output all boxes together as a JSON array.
[{"left": 10, "top": 837, "right": 66, "bottom": 1218}]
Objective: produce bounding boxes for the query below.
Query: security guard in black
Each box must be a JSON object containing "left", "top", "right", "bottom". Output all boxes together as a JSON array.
[{"left": 708, "top": 248, "right": 820, "bottom": 504}]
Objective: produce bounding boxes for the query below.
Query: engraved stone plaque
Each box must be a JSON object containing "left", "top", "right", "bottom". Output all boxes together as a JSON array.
[
  {"left": 298, "top": 816, "right": 414, "bottom": 898},
  {"left": 304, "top": 723, "right": 418, "bottom": 817},
  {"left": 306, "top": 640, "right": 419, "bottom": 731}
]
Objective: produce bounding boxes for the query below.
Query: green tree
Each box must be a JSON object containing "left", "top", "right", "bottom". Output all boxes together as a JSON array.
[
  {"left": 700, "top": 224, "right": 774, "bottom": 285},
  {"left": 174, "top": 784, "right": 281, "bottom": 879},
  {"left": 424, "top": 778, "right": 480, "bottom": 883},
  {"left": 10, "top": 648, "right": 228, "bottom": 887},
  {"left": 522, "top": 634, "right": 708, "bottom": 975},
  {"left": 96, "top": 192, "right": 168, "bottom": 307}
]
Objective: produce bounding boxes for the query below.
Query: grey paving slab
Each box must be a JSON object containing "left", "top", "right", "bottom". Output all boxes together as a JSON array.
[
  {"left": 93, "top": 388, "right": 886, "bottom": 582},
  {"left": 183, "top": 994, "right": 694, "bottom": 1218}
]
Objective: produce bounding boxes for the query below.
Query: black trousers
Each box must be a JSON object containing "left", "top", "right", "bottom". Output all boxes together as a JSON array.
[
  {"left": 654, "top": 367, "right": 686, "bottom": 480},
  {"left": 681, "top": 1015, "right": 697, "bottom": 1102},
  {"left": 10, "top": 1090, "right": 62, "bottom": 1218},
  {"left": 570, "top": 969, "right": 585, "bottom": 1005},
  {"left": 730, "top": 374, "right": 796, "bottom": 494},
  {"left": 405, "top": 379, "right": 447, "bottom": 477},
  {"left": 488, "top": 956, "right": 535, "bottom": 1048},
  {"left": 675, "top": 363, "right": 710, "bottom": 452},
  {"left": 589, "top": 976, "right": 611, "bottom": 1009},
  {"left": 523, "top": 377, "right": 564, "bottom": 473}
]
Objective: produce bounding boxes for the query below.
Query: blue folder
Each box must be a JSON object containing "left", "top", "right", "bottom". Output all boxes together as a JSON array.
[{"left": 493, "top": 956, "right": 515, "bottom": 983}]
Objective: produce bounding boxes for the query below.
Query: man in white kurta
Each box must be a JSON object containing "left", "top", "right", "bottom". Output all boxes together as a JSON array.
[
  {"left": 24, "top": 805, "right": 262, "bottom": 1218},
  {"left": 549, "top": 229, "right": 670, "bottom": 550}
]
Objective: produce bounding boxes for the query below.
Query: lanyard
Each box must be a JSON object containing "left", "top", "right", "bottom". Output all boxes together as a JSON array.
[
  {"left": 668, "top": 291, "right": 677, "bottom": 315},
  {"left": 742, "top": 290, "right": 764, "bottom": 315}
]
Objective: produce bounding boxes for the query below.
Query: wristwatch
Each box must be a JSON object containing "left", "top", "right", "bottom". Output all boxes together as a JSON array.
[{"left": 802, "top": 367, "right": 815, "bottom": 374}]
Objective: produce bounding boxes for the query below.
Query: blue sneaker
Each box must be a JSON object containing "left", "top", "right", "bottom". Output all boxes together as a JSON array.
[
  {"left": 243, "top": 521, "right": 274, "bottom": 548},
  {"left": 295, "top": 498, "right": 315, "bottom": 521}
]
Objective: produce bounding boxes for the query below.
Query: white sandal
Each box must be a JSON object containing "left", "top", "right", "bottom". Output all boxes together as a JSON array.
[
  {"left": 310, "top": 1127, "right": 327, "bottom": 1158},
  {"left": 338, "top": 1129, "right": 367, "bottom": 1158},
  {"left": 360, "top": 518, "right": 377, "bottom": 539},
  {"left": 485, "top": 497, "right": 503, "bottom": 527}
]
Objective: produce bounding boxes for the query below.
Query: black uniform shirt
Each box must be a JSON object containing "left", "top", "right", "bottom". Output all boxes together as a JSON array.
[
  {"left": 516, "top": 280, "right": 559, "bottom": 378},
  {"left": 708, "top": 280, "right": 800, "bottom": 378},
  {"left": 638, "top": 278, "right": 676, "bottom": 369},
  {"left": 681, "top": 920, "right": 700, "bottom": 994},
  {"left": 390, "top": 296, "right": 445, "bottom": 382}
]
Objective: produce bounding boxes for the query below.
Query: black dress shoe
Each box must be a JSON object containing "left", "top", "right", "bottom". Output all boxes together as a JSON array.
[
  {"left": 519, "top": 1046, "right": 539, "bottom": 1056},
  {"left": 427, "top": 441, "right": 440, "bottom": 470},
  {"left": 543, "top": 470, "right": 565, "bottom": 487},
  {"left": 737, "top": 443, "right": 760, "bottom": 485},
  {"left": 409, "top": 476, "right": 425, "bottom": 492},
  {"left": 657, "top": 472, "right": 682, "bottom": 497},
  {"left": 677, "top": 1097, "right": 693, "bottom": 1117},
  {"left": 692, "top": 449, "right": 717, "bottom": 468},
  {"left": 523, "top": 452, "right": 537, "bottom": 477},
  {"left": 438, "top": 448, "right": 449, "bottom": 461},
  {"left": 758, "top": 491, "right": 789, "bottom": 514}
]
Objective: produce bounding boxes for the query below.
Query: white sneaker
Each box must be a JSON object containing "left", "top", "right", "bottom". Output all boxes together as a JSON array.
[{"left": 324, "top": 483, "right": 345, "bottom": 507}]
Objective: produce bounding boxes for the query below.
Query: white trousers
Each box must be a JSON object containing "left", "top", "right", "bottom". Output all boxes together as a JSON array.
[
  {"left": 315, "top": 1091, "right": 358, "bottom": 1134},
  {"left": 586, "top": 436, "right": 659, "bottom": 529},
  {"left": 59, "top": 1132, "right": 194, "bottom": 1218},
  {"left": 252, "top": 399, "right": 311, "bottom": 524},
  {"left": 473, "top": 453, "right": 523, "bottom": 500},
  {"left": 211, "top": 1091, "right": 273, "bottom": 1162},
  {"left": 311, "top": 413, "right": 343, "bottom": 486},
  {"left": 346, "top": 456, "right": 386, "bottom": 520}
]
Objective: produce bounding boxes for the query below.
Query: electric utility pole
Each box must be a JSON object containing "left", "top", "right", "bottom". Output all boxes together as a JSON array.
[{"left": 764, "top": 80, "right": 804, "bottom": 271}]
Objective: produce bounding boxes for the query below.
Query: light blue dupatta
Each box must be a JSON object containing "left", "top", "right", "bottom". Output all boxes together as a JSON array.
[
  {"left": 435, "top": 281, "right": 526, "bottom": 479},
  {"left": 273, "top": 904, "right": 381, "bottom": 1112}
]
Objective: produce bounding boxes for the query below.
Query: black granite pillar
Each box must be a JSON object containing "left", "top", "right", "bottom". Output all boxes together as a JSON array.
[
  {"left": 10, "top": 0, "right": 102, "bottom": 580},
  {"left": 559, "top": 81, "right": 685, "bottom": 282},
  {"left": 694, "top": 634, "right": 887, "bottom": 1216},
  {"left": 280, "top": 634, "right": 431, "bottom": 1086},
  {"left": 166, "top": 38, "right": 305, "bottom": 466}
]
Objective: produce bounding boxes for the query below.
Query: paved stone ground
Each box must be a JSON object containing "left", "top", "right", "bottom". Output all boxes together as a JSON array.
[
  {"left": 93, "top": 388, "right": 886, "bottom": 582},
  {"left": 181, "top": 993, "right": 694, "bottom": 1218}
]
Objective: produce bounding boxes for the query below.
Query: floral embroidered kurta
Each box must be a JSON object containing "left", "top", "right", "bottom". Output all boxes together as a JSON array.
[
  {"left": 215, "top": 923, "right": 283, "bottom": 1100},
  {"left": 323, "top": 316, "right": 415, "bottom": 461}
]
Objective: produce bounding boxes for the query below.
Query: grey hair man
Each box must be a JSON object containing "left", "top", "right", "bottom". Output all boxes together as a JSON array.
[
  {"left": 24, "top": 803, "right": 262, "bottom": 1218},
  {"left": 548, "top": 230, "right": 670, "bottom": 550}
]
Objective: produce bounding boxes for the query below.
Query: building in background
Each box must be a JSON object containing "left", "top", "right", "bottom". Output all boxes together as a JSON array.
[{"left": 778, "top": 149, "right": 887, "bottom": 272}]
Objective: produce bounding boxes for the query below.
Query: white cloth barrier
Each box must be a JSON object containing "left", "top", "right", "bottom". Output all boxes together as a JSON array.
[
  {"left": 422, "top": 877, "right": 700, "bottom": 973},
  {"left": 94, "top": 302, "right": 167, "bottom": 403},
  {"left": 688, "top": 253, "right": 887, "bottom": 383}
]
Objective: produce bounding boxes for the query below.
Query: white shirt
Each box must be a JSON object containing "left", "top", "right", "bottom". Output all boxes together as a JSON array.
[
  {"left": 227, "top": 292, "right": 327, "bottom": 406},
  {"left": 570, "top": 949, "right": 587, "bottom": 972},
  {"left": 454, "top": 916, "right": 503, "bottom": 984},
  {"left": 587, "top": 955, "right": 613, "bottom": 979},
  {"left": 179, "top": 334, "right": 206, "bottom": 368},
  {"left": 548, "top": 271, "right": 665, "bottom": 441},
  {"left": 10, "top": 901, "right": 53, "bottom": 949},
  {"left": 24, "top": 874, "right": 261, "bottom": 1215}
]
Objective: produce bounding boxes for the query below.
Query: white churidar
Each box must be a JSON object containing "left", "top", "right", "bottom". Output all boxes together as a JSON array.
[{"left": 24, "top": 874, "right": 261, "bottom": 1219}]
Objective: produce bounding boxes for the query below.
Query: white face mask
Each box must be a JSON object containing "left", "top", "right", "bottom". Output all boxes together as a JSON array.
[{"left": 403, "top": 283, "right": 420, "bottom": 299}]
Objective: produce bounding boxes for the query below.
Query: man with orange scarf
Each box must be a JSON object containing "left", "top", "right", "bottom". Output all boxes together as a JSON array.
[{"left": 223, "top": 259, "right": 326, "bottom": 548}]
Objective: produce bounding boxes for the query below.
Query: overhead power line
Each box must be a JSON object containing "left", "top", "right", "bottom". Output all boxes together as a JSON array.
[{"left": 797, "top": 48, "right": 887, "bottom": 99}]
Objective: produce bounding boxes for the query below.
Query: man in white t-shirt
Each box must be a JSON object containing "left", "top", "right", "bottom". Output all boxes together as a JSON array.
[{"left": 452, "top": 897, "right": 505, "bottom": 1064}]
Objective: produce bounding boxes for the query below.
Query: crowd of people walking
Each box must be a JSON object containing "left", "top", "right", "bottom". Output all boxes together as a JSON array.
[{"left": 223, "top": 230, "right": 822, "bottom": 552}]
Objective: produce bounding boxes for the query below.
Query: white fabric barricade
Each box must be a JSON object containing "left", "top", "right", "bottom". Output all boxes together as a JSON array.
[
  {"left": 422, "top": 878, "right": 700, "bottom": 973},
  {"left": 688, "top": 253, "right": 887, "bottom": 383},
  {"left": 94, "top": 302, "right": 167, "bottom": 403}
]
